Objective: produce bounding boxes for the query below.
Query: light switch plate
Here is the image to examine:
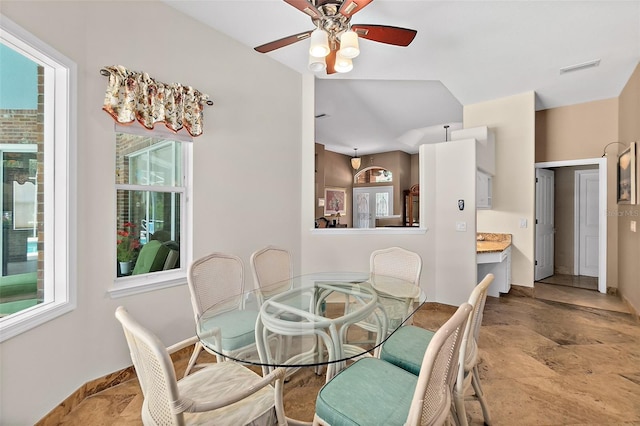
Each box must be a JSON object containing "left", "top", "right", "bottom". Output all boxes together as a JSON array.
[
  {"left": 456, "top": 221, "right": 467, "bottom": 232},
  {"left": 519, "top": 218, "right": 528, "bottom": 228},
  {"left": 631, "top": 220, "right": 637, "bottom": 233}
]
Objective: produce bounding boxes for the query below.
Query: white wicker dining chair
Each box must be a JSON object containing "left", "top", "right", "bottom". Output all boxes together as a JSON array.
[
  {"left": 379, "top": 273, "right": 495, "bottom": 426},
  {"left": 348, "top": 247, "right": 422, "bottom": 345},
  {"left": 250, "top": 246, "right": 293, "bottom": 304},
  {"left": 452, "top": 273, "right": 494, "bottom": 426},
  {"left": 184, "top": 253, "right": 258, "bottom": 376},
  {"left": 114, "top": 306, "right": 287, "bottom": 426},
  {"left": 313, "top": 303, "right": 472, "bottom": 426},
  {"left": 250, "top": 245, "right": 296, "bottom": 374},
  {"left": 371, "top": 246, "right": 422, "bottom": 326}
]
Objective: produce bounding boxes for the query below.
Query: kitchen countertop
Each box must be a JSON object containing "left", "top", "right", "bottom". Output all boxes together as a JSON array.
[{"left": 477, "top": 233, "right": 512, "bottom": 253}]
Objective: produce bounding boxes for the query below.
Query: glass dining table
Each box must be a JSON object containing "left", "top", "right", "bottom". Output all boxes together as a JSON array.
[{"left": 196, "top": 272, "right": 426, "bottom": 382}]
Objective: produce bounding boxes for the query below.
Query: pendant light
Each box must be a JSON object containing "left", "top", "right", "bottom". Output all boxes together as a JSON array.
[{"left": 351, "top": 148, "right": 361, "bottom": 170}]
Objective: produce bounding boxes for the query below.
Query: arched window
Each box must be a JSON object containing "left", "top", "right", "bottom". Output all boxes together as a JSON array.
[{"left": 354, "top": 166, "right": 393, "bottom": 184}]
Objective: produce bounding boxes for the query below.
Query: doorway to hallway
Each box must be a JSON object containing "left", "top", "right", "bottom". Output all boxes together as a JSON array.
[{"left": 534, "top": 158, "right": 607, "bottom": 293}]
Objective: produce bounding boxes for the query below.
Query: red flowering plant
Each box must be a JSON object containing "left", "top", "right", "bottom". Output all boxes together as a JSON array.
[{"left": 117, "top": 222, "right": 140, "bottom": 262}]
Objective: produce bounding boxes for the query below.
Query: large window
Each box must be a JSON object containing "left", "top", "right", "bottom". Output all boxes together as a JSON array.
[
  {"left": 0, "top": 18, "right": 76, "bottom": 341},
  {"left": 112, "top": 128, "right": 190, "bottom": 295}
]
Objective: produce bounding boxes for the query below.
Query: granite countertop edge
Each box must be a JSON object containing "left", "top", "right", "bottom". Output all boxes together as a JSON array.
[{"left": 476, "top": 233, "right": 512, "bottom": 254}]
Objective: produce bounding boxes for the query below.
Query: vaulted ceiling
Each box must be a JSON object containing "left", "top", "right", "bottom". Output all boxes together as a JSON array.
[{"left": 164, "top": 1, "right": 640, "bottom": 155}]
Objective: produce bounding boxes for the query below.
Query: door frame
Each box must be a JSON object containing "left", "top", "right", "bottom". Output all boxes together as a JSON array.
[
  {"left": 574, "top": 169, "right": 599, "bottom": 277},
  {"left": 535, "top": 158, "right": 606, "bottom": 293}
]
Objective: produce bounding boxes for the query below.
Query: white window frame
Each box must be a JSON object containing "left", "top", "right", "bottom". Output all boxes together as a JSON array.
[
  {"left": 109, "top": 124, "right": 192, "bottom": 298},
  {"left": 0, "top": 16, "right": 77, "bottom": 342}
]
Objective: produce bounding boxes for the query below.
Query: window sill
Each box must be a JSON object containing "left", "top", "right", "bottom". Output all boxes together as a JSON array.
[
  {"left": 0, "top": 300, "right": 76, "bottom": 343},
  {"left": 310, "top": 227, "right": 427, "bottom": 235},
  {"left": 109, "top": 269, "right": 187, "bottom": 298}
]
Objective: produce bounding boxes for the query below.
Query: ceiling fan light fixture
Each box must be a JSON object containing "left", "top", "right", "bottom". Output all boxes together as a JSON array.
[
  {"left": 309, "top": 28, "right": 330, "bottom": 57},
  {"left": 308, "top": 53, "right": 326, "bottom": 72},
  {"left": 334, "top": 52, "right": 353, "bottom": 73},
  {"left": 339, "top": 30, "right": 360, "bottom": 58}
]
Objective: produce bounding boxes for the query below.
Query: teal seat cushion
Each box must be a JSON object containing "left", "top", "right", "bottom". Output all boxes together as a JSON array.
[
  {"left": 132, "top": 240, "right": 170, "bottom": 275},
  {"left": 380, "top": 325, "right": 435, "bottom": 376},
  {"left": 315, "top": 357, "right": 418, "bottom": 426},
  {"left": 200, "top": 310, "right": 258, "bottom": 351}
]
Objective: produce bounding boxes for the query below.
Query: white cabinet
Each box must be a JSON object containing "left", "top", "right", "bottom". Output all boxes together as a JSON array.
[
  {"left": 477, "top": 171, "right": 492, "bottom": 209},
  {"left": 451, "top": 126, "right": 495, "bottom": 175},
  {"left": 477, "top": 246, "right": 511, "bottom": 297}
]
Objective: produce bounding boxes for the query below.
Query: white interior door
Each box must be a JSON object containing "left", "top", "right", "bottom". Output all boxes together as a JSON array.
[
  {"left": 353, "top": 186, "right": 393, "bottom": 228},
  {"left": 576, "top": 170, "right": 599, "bottom": 277},
  {"left": 353, "top": 192, "right": 372, "bottom": 228},
  {"left": 535, "top": 168, "right": 555, "bottom": 281}
]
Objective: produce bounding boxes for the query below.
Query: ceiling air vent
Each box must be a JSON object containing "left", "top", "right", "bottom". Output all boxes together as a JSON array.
[{"left": 559, "top": 59, "right": 601, "bottom": 74}]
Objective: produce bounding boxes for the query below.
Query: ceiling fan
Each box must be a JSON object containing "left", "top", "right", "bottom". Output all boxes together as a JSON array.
[{"left": 254, "top": 0, "right": 417, "bottom": 74}]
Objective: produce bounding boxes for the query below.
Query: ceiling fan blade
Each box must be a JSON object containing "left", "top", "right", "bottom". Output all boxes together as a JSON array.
[
  {"left": 326, "top": 49, "right": 337, "bottom": 74},
  {"left": 254, "top": 30, "right": 313, "bottom": 53},
  {"left": 283, "top": 0, "right": 322, "bottom": 19},
  {"left": 351, "top": 24, "right": 417, "bottom": 46},
  {"left": 339, "top": 0, "right": 373, "bottom": 18}
]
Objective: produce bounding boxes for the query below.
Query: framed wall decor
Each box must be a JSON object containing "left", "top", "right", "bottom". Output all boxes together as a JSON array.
[
  {"left": 324, "top": 187, "right": 346, "bottom": 216},
  {"left": 617, "top": 142, "right": 636, "bottom": 204}
]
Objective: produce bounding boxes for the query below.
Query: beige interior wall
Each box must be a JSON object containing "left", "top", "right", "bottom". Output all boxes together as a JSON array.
[
  {"left": 552, "top": 165, "right": 598, "bottom": 275},
  {"left": 315, "top": 143, "right": 326, "bottom": 219},
  {"left": 323, "top": 150, "right": 353, "bottom": 226},
  {"left": 535, "top": 98, "right": 619, "bottom": 287},
  {"left": 617, "top": 62, "right": 640, "bottom": 314},
  {"left": 465, "top": 92, "right": 537, "bottom": 287},
  {"left": 535, "top": 98, "right": 619, "bottom": 162},
  {"left": 0, "top": 2, "right": 303, "bottom": 424},
  {"left": 411, "top": 153, "right": 419, "bottom": 185}
]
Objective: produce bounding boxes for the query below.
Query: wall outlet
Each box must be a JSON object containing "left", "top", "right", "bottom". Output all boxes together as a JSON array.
[
  {"left": 456, "top": 221, "right": 467, "bottom": 232},
  {"left": 631, "top": 220, "right": 637, "bottom": 233},
  {"left": 519, "top": 218, "right": 528, "bottom": 228}
]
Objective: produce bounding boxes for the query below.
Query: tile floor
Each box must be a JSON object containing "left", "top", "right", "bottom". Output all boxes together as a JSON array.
[
  {"left": 537, "top": 273, "right": 599, "bottom": 291},
  {"left": 53, "top": 282, "right": 640, "bottom": 425}
]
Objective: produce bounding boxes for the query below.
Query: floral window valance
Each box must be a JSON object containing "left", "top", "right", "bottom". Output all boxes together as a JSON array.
[{"left": 100, "top": 65, "right": 212, "bottom": 137}]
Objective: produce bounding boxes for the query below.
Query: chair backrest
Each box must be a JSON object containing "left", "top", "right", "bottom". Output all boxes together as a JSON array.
[
  {"left": 187, "top": 252, "right": 244, "bottom": 320},
  {"left": 250, "top": 246, "right": 292, "bottom": 302},
  {"left": 458, "top": 273, "right": 494, "bottom": 380},
  {"left": 115, "top": 306, "right": 184, "bottom": 426},
  {"left": 370, "top": 246, "right": 422, "bottom": 285},
  {"left": 406, "top": 303, "right": 473, "bottom": 426},
  {"left": 467, "top": 273, "right": 493, "bottom": 353}
]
